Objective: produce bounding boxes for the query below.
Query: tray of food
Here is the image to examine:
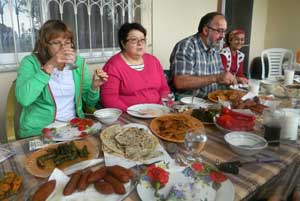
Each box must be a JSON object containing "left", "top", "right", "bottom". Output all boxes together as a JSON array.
[
  {"left": 208, "top": 90, "right": 245, "bottom": 103},
  {"left": 100, "top": 124, "right": 172, "bottom": 167},
  {"left": 0, "top": 172, "right": 23, "bottom": 201},
  {"left": 150, "top": 114, "right": 205, "bottom": 142},
  {"left": 25, "top": 138, "right": 99, "bottom": 178},
  {"left": 25, "top": 165, "right": 137, "bottom": 201}
]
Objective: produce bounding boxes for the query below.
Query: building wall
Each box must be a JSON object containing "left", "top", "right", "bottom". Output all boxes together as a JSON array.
[
  {"left": 152, "top": 0, "right": 218, "bottom": 69},
  {"left": 264, "top": 0, "right": 300, "bottom": 53},
  {"left": 249, "top": 0, "right": 269, "bottom": 72}
]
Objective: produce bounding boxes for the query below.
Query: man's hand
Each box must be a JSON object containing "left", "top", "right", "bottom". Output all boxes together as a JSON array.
[
  {"left": 237, "top": 77, "right": 248, "bottom": 85},
  {"left": 216, "top": 72, "right": 237, "bottom": 85}
]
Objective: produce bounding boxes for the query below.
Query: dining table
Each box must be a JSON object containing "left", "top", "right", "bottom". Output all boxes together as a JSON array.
[{"left": 1, "top": 105, "right": 300, "bottom": 201}]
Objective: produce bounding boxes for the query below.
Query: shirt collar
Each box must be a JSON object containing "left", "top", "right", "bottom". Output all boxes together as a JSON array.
[{"left": 197, "top": 34, "right": 216, "bottom": 53}]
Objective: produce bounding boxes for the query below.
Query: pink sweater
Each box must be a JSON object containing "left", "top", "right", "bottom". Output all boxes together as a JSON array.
[{"left": 100, "top": 53, "right": 170, "bottom": 111}]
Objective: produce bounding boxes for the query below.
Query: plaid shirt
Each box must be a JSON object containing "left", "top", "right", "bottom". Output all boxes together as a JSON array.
[{"left": 170, "top": 33, "right": 225, "bottom": 98}]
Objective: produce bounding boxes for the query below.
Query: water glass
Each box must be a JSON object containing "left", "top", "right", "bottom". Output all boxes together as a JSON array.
[
  {"left": 284, "top": 69, "right": 295, "bottom": 85},
  {"left": 184, "top": 130, "right": 207, "bottom": 162},
  {"left": 64, "top": 47, "right": 78, "bottom": 70},
  {"left": 161, "top": 93, "right": 175, "bottom": 107},
  {"left": 248, "top": 79, "right": 260, "bottom": 95}
]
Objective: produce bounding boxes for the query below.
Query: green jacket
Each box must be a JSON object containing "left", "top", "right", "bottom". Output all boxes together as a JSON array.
[{"left": 15, "top": 54, "right": 99, "bottom": 138}]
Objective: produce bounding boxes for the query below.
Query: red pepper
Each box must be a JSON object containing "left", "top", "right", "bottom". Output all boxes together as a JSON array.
[
  {"left": 217, "top": 114, "right": 255, "bottom": 131},
  {"left": 221, "top": 107, "right": 256, "bottom": 121}
]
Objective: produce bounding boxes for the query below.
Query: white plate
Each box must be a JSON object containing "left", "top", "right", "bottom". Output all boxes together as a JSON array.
[
  {"left": 294, "top": 77, "right": 300, "bottom": 83},
  {"left": 127, "top": 104, "right": 170, "bottom": 118},
  {"left": 180, "top": 97, "right": 212, "bottom": 108},
  {"left": 46, "top": 121, "right": 102, "bottom": 141},
  {"left": 103, "top": 123, "right": 173, "bottom": 168},
  {"left": 229, "top": 84, "right": 249, "bottom": 91},
  {"left": 137, "top": 166, "right": 234, "bottom": 201}
]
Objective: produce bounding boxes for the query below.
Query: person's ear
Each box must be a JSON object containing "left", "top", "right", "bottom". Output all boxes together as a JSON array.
[
  {"left": 121, "top": 40, "right": 126, "bottom": 49},
  {"left": 203, "top": 26, "right": 209, "bottom": 36}
]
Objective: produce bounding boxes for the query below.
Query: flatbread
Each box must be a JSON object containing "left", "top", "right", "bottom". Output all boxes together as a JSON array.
[
  {"left": 100, "top": 124, "right": 160, "bottom": 161},
  {"left": 100, "top": 124, "right": 123, "bottom": 155}
]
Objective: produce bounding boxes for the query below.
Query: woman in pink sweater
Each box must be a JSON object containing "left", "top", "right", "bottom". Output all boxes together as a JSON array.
[{"left": 100, "top": 22, "right": 170, "bottom": 111}]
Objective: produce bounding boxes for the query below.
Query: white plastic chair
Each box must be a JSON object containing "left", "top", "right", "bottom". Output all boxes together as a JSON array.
[{"left": 261, "top": 48, "right": 294, "bottom": 80}]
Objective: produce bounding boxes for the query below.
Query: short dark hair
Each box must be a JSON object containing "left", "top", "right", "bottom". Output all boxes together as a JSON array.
[
  {"left": 197, "top": 12, "right": 224, "bottom": 34},
  {"left": 118, "top": 22, "right": 147, "bottom": 51},
  {"left": 33, "top": 19, "right": 74, "bottom": 65}
]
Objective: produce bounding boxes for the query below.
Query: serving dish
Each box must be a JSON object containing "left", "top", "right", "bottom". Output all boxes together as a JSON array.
[
  {"left": 150, "top": 114, "right": 204, "bottom": 143},
  {"left": 25, "top": 138, "right": 99, "bottom": 178},
  {"left": 208, "top": 90, "right": 245, "bottom": 103},
  {"left": 224, "top": 132, "right": 268, "bottom": 156}
]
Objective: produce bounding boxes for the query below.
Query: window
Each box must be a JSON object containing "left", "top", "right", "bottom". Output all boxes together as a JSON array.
[{"left": 0, "top": 0, "right": 152, "bottom": 72}]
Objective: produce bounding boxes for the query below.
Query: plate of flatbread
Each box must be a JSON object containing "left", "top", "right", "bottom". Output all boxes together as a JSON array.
[
  {"left": 100, "top": 124, "right": 171, "bottom": 167},
  {"left": 150, "top": 114, "right": 205, "bottom": 143}
]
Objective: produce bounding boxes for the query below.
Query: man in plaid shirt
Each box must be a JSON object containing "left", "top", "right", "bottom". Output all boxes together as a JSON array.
[{"left": 170, "top": 12, "right": 237, "bottom": 98}]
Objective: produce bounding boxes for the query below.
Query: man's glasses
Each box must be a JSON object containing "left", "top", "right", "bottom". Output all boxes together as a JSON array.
[
  {"left": 207, "top": 26, "right": 227, "bottom": 35},
  {"left": 126, "top": 38, "right": 146, "bottom": 45},
  {"left": 48, "top": 41, "right": 73, "bottom": 48}
]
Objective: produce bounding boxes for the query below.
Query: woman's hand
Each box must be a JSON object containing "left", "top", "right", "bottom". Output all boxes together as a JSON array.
[
  {"left": 44, "top": 48, "right": 76, "bottom": 72},
  {"left": 237, "top": 77, "right": 248, "bottom": 85},
  {"left": 92, "top": 68, "right": 108, "bottom": 90}
]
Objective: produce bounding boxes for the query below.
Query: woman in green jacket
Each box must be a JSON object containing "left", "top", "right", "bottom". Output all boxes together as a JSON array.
[{"left": 15, "top": 20, "right": 108, "bottom": 138}]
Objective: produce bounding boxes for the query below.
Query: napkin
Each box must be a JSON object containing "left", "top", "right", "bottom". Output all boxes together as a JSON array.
[
  {"left": 241, "top": 92, "right": 257, "bottom": 101},
  {"left": 46, "top": 168, "right": 133, "bottom": 201},
  {"left": 104, "top": 144, "right": 173, "bottom": 169},
  {"left": 63, "top": 158, "right": 104, "bottom": 175}
]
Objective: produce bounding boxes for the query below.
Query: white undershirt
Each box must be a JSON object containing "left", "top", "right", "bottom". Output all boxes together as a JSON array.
[
  {"left": 128, "top": 63, "right": 144, "bottom": 71},
  {"left": 49, "top": 68, "right": 76, "bottom": 122}
]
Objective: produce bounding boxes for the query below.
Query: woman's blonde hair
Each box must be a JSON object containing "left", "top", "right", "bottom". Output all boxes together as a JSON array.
[{"left": 33, "top": 20, "right": 74, "bottom": 65}]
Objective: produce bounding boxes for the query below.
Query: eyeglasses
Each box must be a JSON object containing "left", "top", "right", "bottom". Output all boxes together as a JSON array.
[
  {"left": 48, "top": 41, "right": 73, "bottom": 48},
  {"left": 126, "top": 38, "right": 146, "bottom": 45},
  {"left": 207, "top": 26, "right": 227, "bottom": 35}
]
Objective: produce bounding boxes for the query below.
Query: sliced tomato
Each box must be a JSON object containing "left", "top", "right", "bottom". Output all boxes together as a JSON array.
[
  {"left": 70, "top": 117, "right": 82, "bottom": 126},
  {"left": 77, "top": 123, "right": 86, "bottom": 131},
  {"left": 42, "top": 128, "right": 53, "bottom": 139},
  {"left": 84, "top": 118, "right": 94, "bottom": 127}
]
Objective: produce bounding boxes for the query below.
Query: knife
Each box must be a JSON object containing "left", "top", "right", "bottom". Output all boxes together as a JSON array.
[{"left": 216, "top": 158, "right": 282, "bottom": 174}]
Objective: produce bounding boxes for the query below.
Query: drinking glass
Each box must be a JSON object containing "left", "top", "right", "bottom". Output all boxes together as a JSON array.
[
  {"left": 64, "top": 46, "right": 78, "bottom": 70},
  {"left": 184, "top": 130, "right": 207, "bottom": 162},
  {"left": 161, "top": 92, "right": 175, "bottom": 107}
]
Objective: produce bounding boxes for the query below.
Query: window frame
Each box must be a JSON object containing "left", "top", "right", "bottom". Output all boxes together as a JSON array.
[{"left": 0, "top": 0, "right": 153, "bottom": 72}]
